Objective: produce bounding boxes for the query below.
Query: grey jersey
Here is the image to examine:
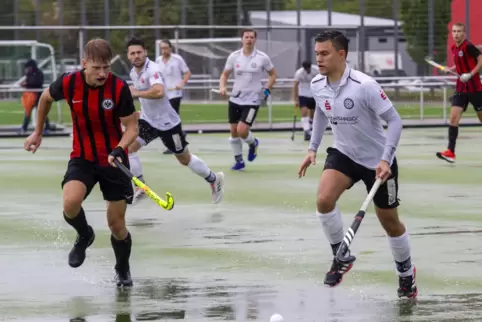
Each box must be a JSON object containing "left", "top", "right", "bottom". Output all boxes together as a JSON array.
[
  {"left": 294, "top": 66, "right": 318, "bottom": 97},
  {"left": 309, "top": 64, "right": 398, "bottom": 169},
  {"left": 129, "top": 59, "right": 180, "bottom": 131},
  {"left": 223, "top": 48, "right": 274, "bottom": 106}
]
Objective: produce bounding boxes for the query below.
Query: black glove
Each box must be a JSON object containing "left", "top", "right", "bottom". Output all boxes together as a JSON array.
[{"left": 109, "top": 146, "right": 126, "bottom": 163}]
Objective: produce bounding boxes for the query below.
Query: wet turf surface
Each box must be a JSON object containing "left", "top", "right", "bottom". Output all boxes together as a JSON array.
[{"left": 1, "top": 127, "right": 482, "bottom": 321}]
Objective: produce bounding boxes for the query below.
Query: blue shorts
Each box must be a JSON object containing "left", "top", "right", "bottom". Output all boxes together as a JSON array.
[{"left": 299, "top": 96, "right": 316, "bottom": 110}]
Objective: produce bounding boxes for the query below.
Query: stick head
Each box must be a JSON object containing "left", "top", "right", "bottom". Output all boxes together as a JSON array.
[{"left": 164, "top": 192, "right": 175, "bottom": 210}]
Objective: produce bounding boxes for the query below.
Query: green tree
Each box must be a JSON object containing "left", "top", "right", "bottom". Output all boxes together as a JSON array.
[{"left": 400, "top": 0, "right": 451, "bottom": 72}]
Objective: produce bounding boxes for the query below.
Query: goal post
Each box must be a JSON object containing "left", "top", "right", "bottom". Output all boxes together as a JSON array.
[
  {"left": 154, "top": 37, "right": 299, "bottom": 100},
  {"left": 0, "top": 40, "right": 62, "bottom": 126}
]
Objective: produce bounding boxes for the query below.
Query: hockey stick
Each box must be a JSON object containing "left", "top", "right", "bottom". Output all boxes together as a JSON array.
[
  {"left": 335, "top": 178, "right": 383, "bottom": 262},
  {"left": 424, "top": 57, "right": 459, "bottom": 76},
  {"left": 211, "top": 88, "right": 233, "bottom": 96},
  {"left": 113, "top": 159, "right": 174, "bottom": 210},
  {"left": 290, "top": 114, "right": 297, "bottom": 141}
]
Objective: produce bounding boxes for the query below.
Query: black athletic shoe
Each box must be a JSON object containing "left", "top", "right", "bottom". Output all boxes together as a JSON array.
[
  {"left": 324, "top": 253, "right": 356, "bottom": 287},
  {"left": 68, "top": 225, "right": 95, "bottom": 268},
  {"left": 163, "top": 149, "right": 173, "bottom": 155},
  {"left": 115, "top": 265, "right": 133, "bottom": 287},
  {"left": 397, "top": 266, "right": 418, "bottom": 298}
]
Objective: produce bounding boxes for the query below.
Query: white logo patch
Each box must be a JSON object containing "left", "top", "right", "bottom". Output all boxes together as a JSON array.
[{"left": 102, "top": 99, "right": 114, "bottom": 110}]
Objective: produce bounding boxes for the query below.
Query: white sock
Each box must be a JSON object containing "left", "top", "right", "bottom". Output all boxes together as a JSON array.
[
  {"left": 229, "top": 136, "right": 243, "bottom": 162},
  {"left": 388, "top": 230, "right": 414, "bottom": 277},
  {"left": 316, "top": 206, "right": 344, "bottom": 255},
  {"left": 128, "top": 152, "right": 144, "bottom": 182},
  {"left": 301, "top": 116, "right": 311, "bottom": 132},
  {"left": 188, "top": 154, "right": 216, "bottom": 183},
  {"left": 243, "top": 131, "right": 256, "bottom": 145}
]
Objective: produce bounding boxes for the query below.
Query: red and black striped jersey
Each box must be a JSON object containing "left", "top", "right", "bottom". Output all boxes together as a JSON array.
[
  {"left": 49, "top": 70, "right": 135, "bottom": 166},
  {"left": 452, "top": 40, "right": 482, "bottom": 93}
]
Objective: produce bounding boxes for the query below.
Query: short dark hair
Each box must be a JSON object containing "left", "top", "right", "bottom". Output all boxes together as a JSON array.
[
  {"left": 453, "top": 22, "right": 465, "bottom": 31},
  {"left": 314, "top": 30, "right": 350, "bottom": 57},
  {"left": 84, "top": 38, "right": 113, "bottom": 63},
  {"left": 126, "top": 36, "right": 146, "bottom": 51},
  {"left": 240, "top": 28, "right": 257, "bottom": 38},
  {"left": 302, "top": 60, "right": 312, "bottom": 70},
  {"left": 160, "top": 39, "right": 172, "bottom": 48}
]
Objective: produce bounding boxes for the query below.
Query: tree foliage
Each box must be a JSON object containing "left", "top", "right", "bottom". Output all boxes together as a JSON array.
[
  {"left": 0, "top": 0, "right": 452, "bottom": 70},
  {"left": 400, "top": 0, "right": 451, "bottom": 69}
]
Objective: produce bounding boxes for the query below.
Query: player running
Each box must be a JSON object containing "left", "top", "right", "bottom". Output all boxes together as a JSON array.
[
  {"left": 436, "top": 22, "right": 482, "bottom": 163},
  {"left": 292, "top": 60, "right": 318, "bottom": 141},
  {"left": 155, "top": 39, "right": 192, "bottom": 155},
  {"left": 24, "top": 38, "right": 138, "bottom": 287},
  {"left": 298, "top": 31, "right": 417, "bottom": 298},
  {"left": 218, "top": 28, "right": 277, "bottom": 171},
  {"left": 126, "top": 37, "right": 224, "bottom": 204}
]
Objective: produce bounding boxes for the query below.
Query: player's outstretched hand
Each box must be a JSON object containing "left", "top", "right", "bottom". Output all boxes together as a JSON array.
[
  {"left": 219, "top": 87, "right": 227, "bottom": 96},
  {"left": 375, "top": 160, "right": 392, "bottom": 182},
  {"left": 108, "top": 146, "right": 125, "bottom": 167},
  {"left": 24, "top": 132, "right": 42, "bottom": 154},
  {"left": 298, "top": 150, "right": 316, "bottom": 178}
]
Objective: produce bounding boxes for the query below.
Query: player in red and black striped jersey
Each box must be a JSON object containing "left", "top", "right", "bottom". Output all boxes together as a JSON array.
[
  {"left": 436, "top": 22, "right": 482, "bottom": 163},
  {"left": 24, "top": 38, "right": 138, "bottom": 287}
]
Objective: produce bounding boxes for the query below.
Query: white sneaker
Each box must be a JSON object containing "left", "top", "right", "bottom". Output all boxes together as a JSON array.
[
  {"left": 210, "top": 172, "right": 224, "bottom": 204},
  {"left": 132, "top": 186, "right": 146, "bottom": 204}
]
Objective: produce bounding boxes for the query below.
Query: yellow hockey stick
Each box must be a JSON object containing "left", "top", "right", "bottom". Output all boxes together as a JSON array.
[{"left": 113, "top": 159, "right": 174, "bottom": 210}]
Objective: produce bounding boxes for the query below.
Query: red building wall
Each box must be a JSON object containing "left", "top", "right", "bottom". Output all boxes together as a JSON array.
[{"left": 447, "top": 0, "right": 482, "bottom": 66}]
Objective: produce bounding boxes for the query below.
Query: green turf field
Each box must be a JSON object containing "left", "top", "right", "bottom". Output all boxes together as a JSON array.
[
  {"left": 0, "top": 99, "right": 474, "bottom": 126},
  {"left": 1, "top": 129, "right": 482, "bottom": 321}
]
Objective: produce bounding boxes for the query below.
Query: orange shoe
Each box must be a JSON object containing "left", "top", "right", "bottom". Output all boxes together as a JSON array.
[{"left": 436, "top": 149, "right": 455, "bottom": 163}]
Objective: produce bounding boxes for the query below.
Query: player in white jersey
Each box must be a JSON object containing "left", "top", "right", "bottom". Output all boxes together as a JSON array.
[
  {"left": 292, "top": 60, "right": 318, "bottom": 141},
  {"left": 155, "top": 39, "right": 192, "bottom": 155},
  {"left": 219, "top": 28, "right": 277, "bottom": 171},
  {"left": 125, "top": 37, "right": 224, "bottom": 204},
  {"left": 297, "top": 31, "right": 417, "bottom": 299}
]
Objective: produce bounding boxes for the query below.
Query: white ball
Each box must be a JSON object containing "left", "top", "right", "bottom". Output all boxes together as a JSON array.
[
  {"left": 270, "top": 313, "right": 284, "bottom": 322},
  {"left": 198, "top": 130, "right": 203, "bottom": 134}
]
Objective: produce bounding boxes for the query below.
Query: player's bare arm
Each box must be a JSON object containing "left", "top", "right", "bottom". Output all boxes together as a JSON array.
[
  {"left": 24, "top": 88, "right": 55, "bottom": 153},
  {"left": 177, "top": 70, "right": 191, "bottom": 89},
  {"left": 470, "top": 54, "right": 482, "bottom": 77},
  {"left": 130, "top": 83, "right": 164, "bottom": 99},
  {"left": 292, "top": 80, "right": 300, "bottom": 107},
  {"left": 298, "top": 107, "right": 328, "bottom": 177},
  {"left": 265, "top": 68, "right": 276, "bottom": 91},
  {"left": 219, "top": 69, "right": 232, "bottom": 96}
]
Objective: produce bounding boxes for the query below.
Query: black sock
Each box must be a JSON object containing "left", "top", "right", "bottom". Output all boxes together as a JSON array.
[
  {"left": 204, "top": 171, "right": 216, "bottom": 183},
  {"left": 234, "top": 155, "right": 243, "bottom": 163},
  {"left": 395, "top": 257, "right": 412, "bottom": 274},
  {"left": 448, "top": 125, "right": 459, "bottom": 153},
  {"left": 64, "top": 208, "right": 89, "bottom": 237},
  {"left": 111, "top": 232, "right": 132, "bottom": 271},
  {"left": 331, "top": 242, "right": 341, "bottom": 256}
]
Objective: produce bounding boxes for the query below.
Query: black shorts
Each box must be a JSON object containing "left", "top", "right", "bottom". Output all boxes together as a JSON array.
[
  {"left": 323, "top": 147, "right": 399, "bottom": 209},
  {"left": 62, "top": 158, "right": 133, "bottom": 204},
  {"left": 138, "top": 119, "right": 188, "bottom": 154},
  {"left": 228, "top": 101, "right": 260, "bottom": 126},
  {"left": 299, "top": 96, "right": 316, "bottom": 110},
  {"left": 451, "top": 91, "right": 482, "bottom": 112},
  {"left": 169, "top": 97, "right": 182, "bottom": 115}
]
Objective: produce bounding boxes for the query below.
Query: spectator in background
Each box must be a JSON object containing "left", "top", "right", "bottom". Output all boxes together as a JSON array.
[{"left": 20, "top": 59, "right": 51, "bottom": 134}]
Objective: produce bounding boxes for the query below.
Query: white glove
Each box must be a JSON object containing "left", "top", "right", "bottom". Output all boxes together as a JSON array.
[{"left": 460, "top": 73, "right": 472, "bottom": 82}]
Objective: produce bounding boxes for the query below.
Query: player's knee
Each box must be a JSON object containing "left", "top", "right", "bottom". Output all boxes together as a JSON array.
[
  {"left": 62, "top": 182, "right": 85, "bottom": 217},
  {"left": 230, "top": 125, "right": 238, "bottom": 137},
  {"left": 107, "top": 208, "right": 127, "bottom": 236},
  {"left": 449, "top": 109, "right": 462, "bottom": 125},
  {"left": 237, "top": 123, "right": 249, "bottom": 138},
  {"left": 62, "top": 194, "right": 83, "bottom": 217},
  {"left": 316, "top": 194, "right": 336, "bottom": 214},
  {"left": 375, "top": 207, "right": 404, "bottom": 237},
  {"left": 175, "top": 151, "right": 190, "bottom": 166},
  {"left": 128, "top": 140, "right": 141, "bottom": 153}
]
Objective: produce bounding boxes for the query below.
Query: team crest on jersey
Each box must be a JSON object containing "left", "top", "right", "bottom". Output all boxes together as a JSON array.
[
  {"left": 102, "top": 99, "right": 114, "bottom": 110},
  {"left": 344, "top": 98, "right": 354, "bottom": 109},
  {"left": 251, "top": 63, "right": 257, "bottom": 68},
  {"left": 459, "top": 50, "right": 464, "bottom": 57}
]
